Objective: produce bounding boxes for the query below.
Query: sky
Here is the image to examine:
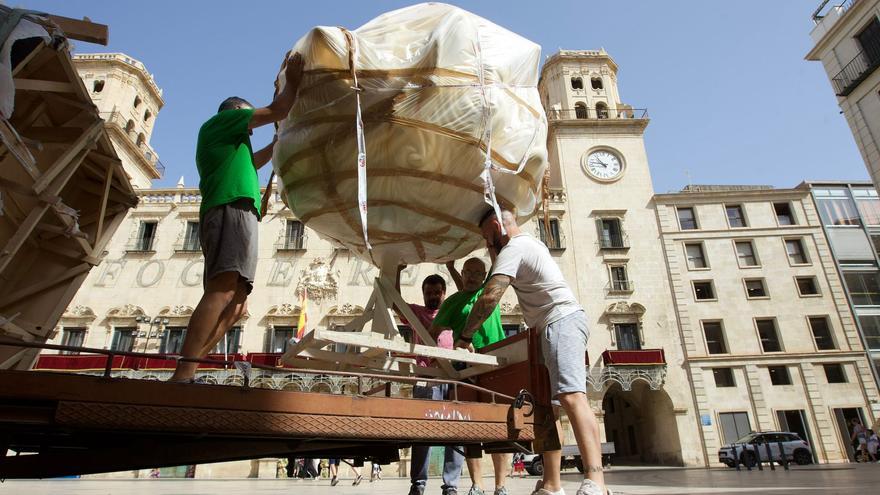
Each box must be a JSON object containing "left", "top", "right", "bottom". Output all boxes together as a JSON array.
[{"left": 15, "top": 0, "right": 871, "bottom": 192}]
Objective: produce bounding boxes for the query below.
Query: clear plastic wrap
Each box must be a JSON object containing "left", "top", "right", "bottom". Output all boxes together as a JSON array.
[{"left": 273, "top": 2, "right": 548, "bottom": 268}]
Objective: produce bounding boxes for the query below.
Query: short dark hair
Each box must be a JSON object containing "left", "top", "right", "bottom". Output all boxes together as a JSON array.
[
  {"left": 422, "top": 274, "right": 446, "bottom": 291},
  {"left": 478, "top": 208, "right": 497, "bottom": 227},
  {"left": 218, "top": 96, "right": 253, "bottom": 113}
]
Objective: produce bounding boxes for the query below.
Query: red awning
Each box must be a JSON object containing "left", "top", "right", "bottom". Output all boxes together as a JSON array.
[{"left": 601, "top": 349, "right": 666, "bottom": 366}]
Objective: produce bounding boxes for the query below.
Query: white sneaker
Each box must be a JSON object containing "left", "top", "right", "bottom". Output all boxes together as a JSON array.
[
  {"left": 531, "top": 480, "right": 565, "bottom": 495},
  {"left": 575, "top": 479, "right": 612, "bottom": 495}
]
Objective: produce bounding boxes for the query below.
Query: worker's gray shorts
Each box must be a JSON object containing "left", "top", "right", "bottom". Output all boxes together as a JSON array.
[
  {"left": 541, "top": 310, "right": 589, "bottom": 405},
  {"left": 200, "top": 198, "right": 258, "bottom": 294}
]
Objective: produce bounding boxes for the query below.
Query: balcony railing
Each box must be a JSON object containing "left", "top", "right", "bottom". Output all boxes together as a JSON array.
[
  {"left": 173, "top": 238, "right": 201, "bottom": 253},
  {"left": 275, "top": 234, "right": 307, "bottom": 251},
  {"left": 606, "top": 280, "right": 635, "bottom": 293},
  {"left": 832, "top": 41, "right": 880, "bottom": 96},
  {"left": 812, "top": 0, "right": 858, "bottom": 23},
  {"left": 125, "top": 237, "right": 156, "bottom": 253},
  {"left": 547, "top": 108, "right": 649, "bottom": 121},
  {"left": 599, "top": 233, "right": 630, "bottom": 250},
  {"left": 99, "top": 111, "right": 165, "bottom": 177}
]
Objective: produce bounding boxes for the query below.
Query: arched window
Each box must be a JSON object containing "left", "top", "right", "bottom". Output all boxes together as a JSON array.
[
  {"left": 125, "top": 120, "right": 135, "bottom": 133},
  {"left": 136, "top": 133, "right": 146, "bottom": 147},
  {"left": 133, "top": 95, "right": 142, "bottom": 108},
  {"left": 596, "top": 102, "right": 609, "bottom": 119},
  {"left": 591, "top": 77, "right": 604, "bottom": 90},
  {"left": 570, "top": 77, "right": 584, "bottom": 90},
  {"left": 574, "top": 102, "right": 588, "bottom": 119},
  {"left": 144, "top": 109, "right": 152, "bottom": 123},
  {"left": 92, "top": 80, "right": 105, "bottom": 93}
]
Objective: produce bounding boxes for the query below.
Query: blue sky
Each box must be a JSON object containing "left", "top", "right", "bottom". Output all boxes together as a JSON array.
[{"left": 18, "top": 0, "right": 870, "bottom": 192}]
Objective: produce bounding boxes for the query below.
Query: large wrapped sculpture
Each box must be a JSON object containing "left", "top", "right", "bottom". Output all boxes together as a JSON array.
[{"left": 272, "top": 2, "right": 548, "bottom": 269}]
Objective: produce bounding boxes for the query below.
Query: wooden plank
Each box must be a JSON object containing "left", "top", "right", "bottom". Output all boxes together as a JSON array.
[
  {"left": 376, "top": 277, "right": 457, "bottom": 376},
  {"left": 95, "top": 164, "right": 113, "bottom": 242},
  {"left": 46, "top": 15, "right": 110, "bottom": 45},
  {"left": 0, "top": 204, "right": 51, "bottom": 274},
  {"left": 13, "top": 78, "right": 76, "bottom": 93},
  {"left": 372, "top": 281, "right": 398, "bottom": 338},
  {"left": 308, "top": 329, "right": 500, "bottom": 367},
  {"left": 0, "top": 349, "right": 26, "bottom": 369},
  {"left": 299, "top": 347, "right": 448, "bottom": 378},
  {"left": 41, "top": 92, "right": 97, "bottom": 113},
  {"left": 20, "top": 126, "right": 84, "bottom": 143},
  {"left": 33, "top": 119, "right": 103, "bottom": 194},
  {"left": 280, "top": 330, "right": 326, "bottom": 365},
  {"left": 0, "top": 118, "right": 39, "bottom": 180},
  {"left": 10, "top": 40, "right": 46, "bottom": 77}
]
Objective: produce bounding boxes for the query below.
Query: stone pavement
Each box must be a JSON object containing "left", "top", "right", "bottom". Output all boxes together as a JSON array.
[{"left": 4, "top": 465, "right": 880, "bottom": 494}]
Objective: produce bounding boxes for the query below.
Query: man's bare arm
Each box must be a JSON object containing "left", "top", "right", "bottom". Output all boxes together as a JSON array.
[
  {"left": 252, "top": 137, "right": 276, "bottom": 169},
  {"left": 446, "top": 261, "right": 463, "bottom": 291},
  {"left": 455, "top": 274, "right": 510, "bottom": 346},
  {"left": 249, "top": 53, "right": 304, "bottom": 130}
]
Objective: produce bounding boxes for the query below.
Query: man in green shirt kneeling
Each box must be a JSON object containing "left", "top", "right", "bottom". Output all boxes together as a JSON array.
[{"left": 430, "top": 257, "right": 510, "bottom": 495}]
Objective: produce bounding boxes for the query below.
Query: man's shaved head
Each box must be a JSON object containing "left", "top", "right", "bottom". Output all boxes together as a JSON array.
[{"left": 461, "top": 257, "right": 488, "bottom": 291}]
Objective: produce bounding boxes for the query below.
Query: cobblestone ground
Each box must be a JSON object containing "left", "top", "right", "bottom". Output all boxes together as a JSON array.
[{"left": 4, "top": 465, "right": 880, "bottom": 494}]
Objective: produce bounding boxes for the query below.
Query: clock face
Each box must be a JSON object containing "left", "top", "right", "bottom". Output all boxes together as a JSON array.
[{"left": 585, "top": 150, "right": 623, "bottom": 181}]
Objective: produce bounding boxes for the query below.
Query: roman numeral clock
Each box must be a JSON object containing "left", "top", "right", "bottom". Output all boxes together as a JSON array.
[{"left": 583, "top": 148, "right": 625, "bottom": 182}]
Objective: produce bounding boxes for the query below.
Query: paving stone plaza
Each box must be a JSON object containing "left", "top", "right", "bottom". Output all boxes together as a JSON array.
[{"left": 5, "top": 465, "right": 880, "bottom": 495}]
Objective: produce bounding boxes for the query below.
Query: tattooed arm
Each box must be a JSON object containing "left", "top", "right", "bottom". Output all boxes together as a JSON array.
[{"left": 454, "top": 274, "right": 511, "bottom": 348}]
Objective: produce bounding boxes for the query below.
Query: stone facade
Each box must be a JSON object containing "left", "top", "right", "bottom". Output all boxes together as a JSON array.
[
  {"left": 73, "top": 53, "right": 164, "bottom": 188},
  {"left": 655, "top": 185, "right": 880, "bottom": 464},
  {"left": 807, "top": 1, "right": 880, "bottom": 190},
  {"left": 42, "top": 48, "right": 880, "bottom": 477}
]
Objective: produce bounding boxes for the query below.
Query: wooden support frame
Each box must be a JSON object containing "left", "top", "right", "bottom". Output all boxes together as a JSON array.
[{"left": 282, "top": 268, "right": 502, "bottom": 379}]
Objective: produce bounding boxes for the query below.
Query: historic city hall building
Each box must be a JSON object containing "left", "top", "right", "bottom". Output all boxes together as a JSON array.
[{"left": 37, "top": 49, "right": 880, "bottom": 474}]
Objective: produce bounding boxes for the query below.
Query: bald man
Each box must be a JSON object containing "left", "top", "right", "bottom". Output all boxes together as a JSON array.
[{"left": 454, "top": 208, "right": 610, "bottom": 495}]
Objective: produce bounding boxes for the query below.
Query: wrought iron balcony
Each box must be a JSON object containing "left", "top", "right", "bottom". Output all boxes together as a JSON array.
[
  {"left": 587, "top": 350, "right": 667, "bottom": 392},
  {"left": 546, "top": 108, "right": 648, "bottom": 121},
  {"left": 275, "top": 234, "right": 307, "bottom": 251},
  {"left": 832, "top": 40, "right": 880, "bottom": 96},
  {"left": 173, "top": 238, "right": 201, "bottom": 253},
  {"left": 598, "top": 233, "right": 630, "bottom": 250},
  {"left": 125, "top": 237, "right": 156, "bottom": 253},
  {"left": 606, "top": 280, "right": 634, "bottom": 294}
]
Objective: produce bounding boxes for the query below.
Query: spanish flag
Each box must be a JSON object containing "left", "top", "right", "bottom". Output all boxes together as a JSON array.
[{"left": 296, "top": 288, "right": 308, "bottom": 340}]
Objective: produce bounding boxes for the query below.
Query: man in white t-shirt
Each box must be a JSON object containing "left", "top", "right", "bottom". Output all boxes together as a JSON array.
[{"left": 453, "top": 208, "right": 610, "bottom": 495}]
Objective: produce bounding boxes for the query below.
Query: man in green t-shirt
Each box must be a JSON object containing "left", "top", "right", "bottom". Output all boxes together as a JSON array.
[
  {"left": 430, "top": 257, "right": 509, "bottom": 495},
  {"left": 170, "top": 54, "right": 304, "bottom": 382}
]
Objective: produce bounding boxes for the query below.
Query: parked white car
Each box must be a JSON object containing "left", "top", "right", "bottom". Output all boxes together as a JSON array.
[{"left": 718, "top": 431, "right": 813, "bottom": 468}]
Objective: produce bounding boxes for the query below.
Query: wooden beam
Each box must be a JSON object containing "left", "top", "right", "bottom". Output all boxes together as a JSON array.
[
  {"left": 0, "top": 263, "right": 91, "bottom": 309},
  {"left": 376, "top": 277, "right": 456, "bottom": 376},
  {"left": 41, "top": 91, "right": 97, "bottom": 113},
  {"left": 0, "top": 349, "right": 27, "bottom": 369},
  {"left": 19, "top": 126, "right": 84, "bottom": 143},
  {"left": 95, "top": 164, "right": 113, "bottom": 241},
  {"left": 0, "top": 118, "right": 38, "bottom": 180},
  {"left": 10, "top": 40, "right": 46, "bottom": 77},
  {"left": 0, "top": 204, "right": 51, "bottom": 274},
  {"left": 13, "top": 78, "right": 76, "bottom": 93},
  {"left": 46, "top": 15, "right": 110, "bottom": 45},
  {"left": 33, "top": 119, "right": 103, "bottom": 194},
  {"left": 302, "top": 329, "right": 500, "bottom": 367}
]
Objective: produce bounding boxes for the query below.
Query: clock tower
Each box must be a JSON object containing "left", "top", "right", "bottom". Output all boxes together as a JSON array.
[{"left": 537, "top": 50, "right": 705, "bottom": 466}]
